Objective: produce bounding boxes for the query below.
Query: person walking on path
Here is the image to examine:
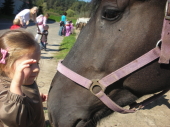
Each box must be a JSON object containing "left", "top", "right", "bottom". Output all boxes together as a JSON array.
[
  {"left": 35, "top": 13, "right": 50, "bottom": 41},
  {"left": 58, "top": 21, "right": 65, "bottom": 36},
  {"left": 0, "top": 29, "right": 47, "bottom": 127},
  {"left": 38, "top": 25, "right": 49, "bottom": 51},
  {"left": 15, "top": 6, "right": 39, "bottom": 29}
]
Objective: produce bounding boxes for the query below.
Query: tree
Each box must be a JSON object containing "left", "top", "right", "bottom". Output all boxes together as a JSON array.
[
  {"left": 42, "top": 2, "right": 48, "bottom": 14},
  {"left": 1, "top": 0, "right": 14, "bottom": 15},
  {"left": 66, "top": 9, "right": 75, "bottom": 17},
  {"left": 17, "top": 1, "right": 29, "bottom": 14}
]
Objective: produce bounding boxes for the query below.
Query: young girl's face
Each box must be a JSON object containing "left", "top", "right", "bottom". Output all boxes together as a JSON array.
[{"left": 9, "top": 49, "right": 40, "bottom": 85}]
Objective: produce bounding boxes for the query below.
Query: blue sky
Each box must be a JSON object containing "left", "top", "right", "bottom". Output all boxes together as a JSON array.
[{"left": 80, "top": 0, "right": 91, "bottom": 2}]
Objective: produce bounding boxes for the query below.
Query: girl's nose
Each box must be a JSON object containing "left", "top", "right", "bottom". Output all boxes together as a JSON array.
[{"left": 33, "top": 64, "right": 40, "bottom": 72}]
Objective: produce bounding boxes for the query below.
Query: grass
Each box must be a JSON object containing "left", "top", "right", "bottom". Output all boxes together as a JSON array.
[
  {"left": 48, "top": 15, "right": 61, "bottom": 22},
  {"left": 48, "top": 14, "right": 77, "bottom": 60},
  {"left": 54, "top": 33, "right": 76, "bottom": 60},
  {"left": 48, "top": 14, "right": 77, "bottom": 25}
]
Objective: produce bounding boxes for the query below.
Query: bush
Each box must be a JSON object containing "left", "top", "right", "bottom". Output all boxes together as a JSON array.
[{"left": 66, "top": 9, "right": 75, "bottom": 17}]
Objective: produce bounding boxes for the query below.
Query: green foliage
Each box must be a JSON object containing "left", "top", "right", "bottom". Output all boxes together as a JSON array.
[
  {"left": 66, "top": 9, "right": 75, "bottom": 17},
  {"left": 35, "top": 0, "right": 44, "bottom": 6},
  {"left": 42, "top": 2, "right": 48, "bottom": 12},
  {"left": 34, "top": 0, "right": 91, "bottom": 18},
  {"left": 55, "top": 33, "right": 76, "bottom": 60},
  {"left": 1, "top": 0, "right": 14, "bottom": 15},
  {"left": 48, "top": 15, "right": 61, "bottom": 22},
  {"left": 67, "top": 17, "right": 77, "bottom": 25},
  {"left": 48, "top": 14, "right": 77, "bottom": 25}
]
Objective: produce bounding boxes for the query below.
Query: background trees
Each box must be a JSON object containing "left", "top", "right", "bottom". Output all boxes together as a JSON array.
[
  {"left": 35, "top": 0, "right": 91, "bottom": 17},
  {"left": 0, "top": 0, "right": 14, "bottom": 15},
  {"left": 0, "top": 0, "right": 91, "bottom": 21}
]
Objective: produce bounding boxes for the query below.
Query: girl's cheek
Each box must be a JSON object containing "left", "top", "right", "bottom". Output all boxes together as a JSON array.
[{"left": 23, "top": 68, "right": 31, "bottom": 76}]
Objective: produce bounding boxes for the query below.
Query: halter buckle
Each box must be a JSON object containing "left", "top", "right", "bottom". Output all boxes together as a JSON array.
[
  {"left": 90, "top": 79, "right": 106, "bottom": 95},
  {"left": 165, "top": 1, "right": 170, "bottom": 20}
]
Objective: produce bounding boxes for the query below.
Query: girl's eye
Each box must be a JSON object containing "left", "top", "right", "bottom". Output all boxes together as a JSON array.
[
  {"left": 29, "top": 62, "right": 39, "bottom": 67},
  {"left": 102, "top": 9, "right": 122, "bottom": 21}
]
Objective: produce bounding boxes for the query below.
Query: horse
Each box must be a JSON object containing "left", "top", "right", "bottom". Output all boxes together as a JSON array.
[
  {"left": 47, "top": 0, "right": 170, "bottom": 126},
  {"left": 75, "top": 17, "right": 90, "bottom": 25},
  {"left": 76, "top": 22, "right": 87, "bottom": 30}
]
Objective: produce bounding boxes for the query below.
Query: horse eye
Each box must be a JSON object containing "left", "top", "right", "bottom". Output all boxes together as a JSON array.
[{"left": 102, "top": 9, "right": 122, "bottom": 21}]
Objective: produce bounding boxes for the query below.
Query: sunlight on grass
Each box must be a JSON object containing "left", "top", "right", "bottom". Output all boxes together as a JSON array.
[{"left": 54, "top": 33, "right": 76, "bottom": 60}]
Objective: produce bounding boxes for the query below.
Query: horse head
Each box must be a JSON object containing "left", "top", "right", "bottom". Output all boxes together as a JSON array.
[{"left": 48, "top": 0, "right": 170, "bottom": 126}]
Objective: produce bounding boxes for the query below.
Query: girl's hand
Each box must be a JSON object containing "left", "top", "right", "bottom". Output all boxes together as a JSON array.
[
  {"left": 10, "top": 59, "right": 37, "bottom": 95},
  {"left": 40, "top": 93, "right": 48, "bottom": 102}
]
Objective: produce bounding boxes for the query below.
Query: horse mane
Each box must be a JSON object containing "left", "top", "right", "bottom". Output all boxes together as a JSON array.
[{"left": 90, "top": 0, "right": 102, "bottom": 16}]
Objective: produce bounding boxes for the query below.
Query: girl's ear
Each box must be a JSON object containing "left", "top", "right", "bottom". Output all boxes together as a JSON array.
[{"left": 2, "top": 66, "right": 8, "bottom": 76}]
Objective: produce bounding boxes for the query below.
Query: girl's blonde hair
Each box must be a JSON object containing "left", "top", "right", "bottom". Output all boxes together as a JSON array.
[
  {"left": 30, "top": 6, "right": 38, "bottom": 23},
  {"left": 44, "top": 13, "right": 50, "bottom": 17},
  {"left": 0, "top": 29, "right": 40, "bottom": 76},
  {"left": 13, "top": 18, "right": 20, "bottom": 25}
]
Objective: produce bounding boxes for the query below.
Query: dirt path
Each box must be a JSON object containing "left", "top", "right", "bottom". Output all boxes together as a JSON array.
[{"left": 97, "top": 92, "right": 170, "bottom": 127}]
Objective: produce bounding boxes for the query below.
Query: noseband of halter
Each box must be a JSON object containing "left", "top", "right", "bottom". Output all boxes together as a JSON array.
[{"left": 57, "top": 0, "right": 170, "bottom": 114}]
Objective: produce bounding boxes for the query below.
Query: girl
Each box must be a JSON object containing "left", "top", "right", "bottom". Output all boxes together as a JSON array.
[
  {"left": 15, "top": 6, "right": 38, "bottom": 28},
  {"left": 0, "top": 30, "right": 46, "bottom": 127},
  {"left": 65, "top": 21, "right": 71, "bottom": 36},
  {"left": 35, "top": 13, "right": 50, "bottom": 41},
  {"left": 38, "top": 25, "right": 49, "bottom": 51},
  {"left": 10, "top": 18, "right": 21, "bottom": 30}
]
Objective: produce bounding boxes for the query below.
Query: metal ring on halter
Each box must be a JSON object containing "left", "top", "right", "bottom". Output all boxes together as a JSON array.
[
  {"left": 156, "top": 39, "right": 162, "bottom": 47},
  {"left": 90, "top": 79, "right": 106, "bottom": 96}
]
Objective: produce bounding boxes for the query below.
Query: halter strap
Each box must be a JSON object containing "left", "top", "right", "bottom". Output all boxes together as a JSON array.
[
  {"left": 99, "top": 47, "right": 160, "bottom": 87},
  {"left": 57, "top": 61, "right": 92, "bottom": 89},
  {"left": 159, "top": 0, "right": 170, "bottom": 63},
  {"left": 57, "top": 47, "right": 163, "bottom": 113}
]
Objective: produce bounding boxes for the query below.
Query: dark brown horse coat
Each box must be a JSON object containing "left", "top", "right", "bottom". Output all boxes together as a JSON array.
[{"left": 48, "top": 0, "right": 170, "bottom": 126}]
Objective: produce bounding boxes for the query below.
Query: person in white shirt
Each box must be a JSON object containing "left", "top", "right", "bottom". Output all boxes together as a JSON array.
[
  {"left": 15, "top": 6, "right": 38, "bottom": 28},
  {"left": 35, "top": 13, "right": 50, "bottom": 41}
]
